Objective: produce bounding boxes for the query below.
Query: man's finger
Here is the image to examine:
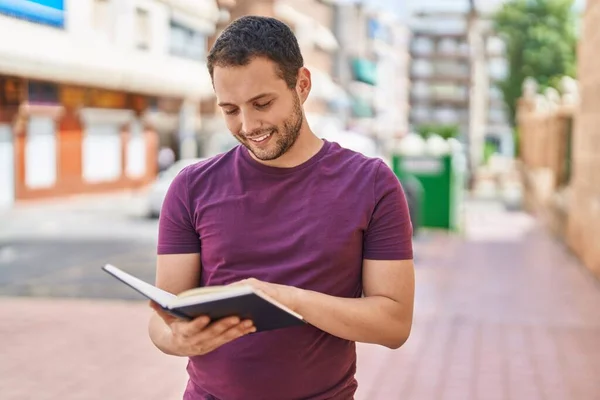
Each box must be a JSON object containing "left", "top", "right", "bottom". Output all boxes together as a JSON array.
[
  {"left": 178, "top": 314, "right": 213, "bottom": 337},
  {"left": 206, "top": 320, "right": 256, "bottom": 349},
  {"left": 199, "top": 316, "right": 244, "bottom": 339}
]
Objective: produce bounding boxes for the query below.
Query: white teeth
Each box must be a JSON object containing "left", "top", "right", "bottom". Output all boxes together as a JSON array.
[{"left": 250, "top": 133, "right": 270, "bottom": 142}]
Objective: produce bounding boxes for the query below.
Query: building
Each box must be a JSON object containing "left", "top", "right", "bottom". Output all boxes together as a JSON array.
[
  {"left": 330, "top": 2, "right": 411, "bottom": 146},
  {"left": 407, "top": 5, "right": 511, "bottom": 174},
  {"left": 408, "top": 11, "right": 473, "bottom": 141},
  {"left": 0, "top": 0, "right": 223, "bottom": 208},
  {"left": 369, "top": 11, "right": 411, "bottom": 144},
  {"left": 484, "top": 33, "right": 512, "bottom": 158}
]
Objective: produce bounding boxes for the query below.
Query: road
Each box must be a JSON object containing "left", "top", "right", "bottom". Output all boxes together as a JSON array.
[{"left": 0, "top": 191, "right": 160, "bottom": 299}]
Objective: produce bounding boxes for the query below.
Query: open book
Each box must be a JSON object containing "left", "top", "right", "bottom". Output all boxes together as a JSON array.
[{"left": 102, "top": 264, "right": 306, "bottom": 333}]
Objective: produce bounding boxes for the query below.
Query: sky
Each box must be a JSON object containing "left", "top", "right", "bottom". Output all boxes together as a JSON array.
[{"left": 366, "top": 0, "right": 586, "bottom": 19}]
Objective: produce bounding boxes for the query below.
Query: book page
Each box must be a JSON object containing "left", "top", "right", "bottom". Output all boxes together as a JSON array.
[
  {"left": 102, "top": 264, "right": 176, "bottom": 306},
  {"left": 170, "top": 285, "right": 255, "bottom": 308},
  {"left": 177, "top": 285, "right": 234, "bottom": 298}
]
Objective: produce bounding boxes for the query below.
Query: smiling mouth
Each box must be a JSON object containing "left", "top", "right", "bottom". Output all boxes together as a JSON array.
[{"left": 248, "top": 132, "right": 273, "bottom": 143}]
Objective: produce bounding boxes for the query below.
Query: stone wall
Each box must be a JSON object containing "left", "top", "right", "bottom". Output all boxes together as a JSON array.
[
  {"left": 516, "top": 78, "right": 576, "bottom": 240},
  {"left": 567, "top": 0, "right": 600, "bottom": 278},
  {"left": 517, "top": 0, "right": 600, "bottom": 279}
]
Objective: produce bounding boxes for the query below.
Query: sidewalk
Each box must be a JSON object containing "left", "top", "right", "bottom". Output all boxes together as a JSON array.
[
  {"left": 0, "top": 188, "right": 156, "bottom": 242},
  {"left": 0, "top": 298, "right": 187, "bottom": 400},
  {"left": 2, "top": 201, "right": 600, "bottom": 399},
  {"left": 355, "top": 201, "right": 600, "bottom": 400}
]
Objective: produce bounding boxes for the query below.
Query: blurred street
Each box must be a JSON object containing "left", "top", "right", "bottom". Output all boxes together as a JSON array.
[
  {"left": 0, "top": 191, "right": 158, "bottom": 299},
  {"left": 1, "top": 0, "right": 599, "bottom": 399},
  {"left": 2, "top": 192, "right": 600, "bottom": 399}
]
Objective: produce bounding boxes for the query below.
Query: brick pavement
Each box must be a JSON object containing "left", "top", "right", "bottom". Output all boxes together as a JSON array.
[
  {"left": 0, "top": 298, "right": 188, "bottom": 400},
  {"left": 2, "top": 202, "right": 600, "bottom": 399},
  {"left": 354, "top": 202, "right": 600, "bottom": 400}
]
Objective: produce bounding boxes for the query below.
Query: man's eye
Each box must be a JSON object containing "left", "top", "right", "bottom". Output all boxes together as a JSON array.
[
  {"left": 256, "top": 101, "right": 272, "bottom": 109},
  {"left": 224, "top": 109, "right": 239, "bottom": 115}
]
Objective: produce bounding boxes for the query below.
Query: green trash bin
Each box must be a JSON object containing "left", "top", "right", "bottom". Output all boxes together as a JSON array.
[{"left": 392, "top": 153, "right": 464, "bottom": 231}]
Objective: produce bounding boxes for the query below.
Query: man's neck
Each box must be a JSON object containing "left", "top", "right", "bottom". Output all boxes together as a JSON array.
[{"left": 252, "top": 128, "right": 323, "bottom": 169}]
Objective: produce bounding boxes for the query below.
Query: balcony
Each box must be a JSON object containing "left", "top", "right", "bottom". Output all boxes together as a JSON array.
[{"left": 351, "top": 58, "right": 377, "bottom": 86}]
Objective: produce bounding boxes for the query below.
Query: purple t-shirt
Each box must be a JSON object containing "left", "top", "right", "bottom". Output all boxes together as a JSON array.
[{"left": 157, "top": 139, "right": 413, "bottom": 400}]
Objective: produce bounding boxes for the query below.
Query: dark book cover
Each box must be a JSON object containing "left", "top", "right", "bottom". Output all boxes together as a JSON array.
[
  {"left": 173, "top": 292, "right": 306, "bottom": 332},
  {"left": 101, "top": 264, "right": 306, "bottom": 333}
]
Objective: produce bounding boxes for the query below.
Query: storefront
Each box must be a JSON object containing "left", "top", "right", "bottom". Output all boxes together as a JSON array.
[
  {"left": 0, "top": 76, "right": 22, "bottom": 209},
  {"left": 0, "top": 0, "right": 218, "bottom": 205},
  {"left": 0, "top": 122, "right": 13, "bottom": 209},
  {"left": 8, "top": 80, "right": 160, "bottom": 201}
]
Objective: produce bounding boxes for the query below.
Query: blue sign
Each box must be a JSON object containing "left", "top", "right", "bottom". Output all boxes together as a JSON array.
[
  {"left": 0, "top": 0, "right": 65, "bottom": 28},
  {"left": 367, "top": 17, "right": 391, "bottom": 43}
]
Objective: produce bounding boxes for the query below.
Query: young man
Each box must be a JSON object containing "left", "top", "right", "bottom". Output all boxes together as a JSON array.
[{"left": 148, "top": 15, "right": 415, "bottom": 400}]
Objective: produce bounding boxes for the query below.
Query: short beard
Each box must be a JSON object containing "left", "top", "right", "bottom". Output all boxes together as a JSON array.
[{"left": 238, "top": 93, "right": 303, "bottom": 161}]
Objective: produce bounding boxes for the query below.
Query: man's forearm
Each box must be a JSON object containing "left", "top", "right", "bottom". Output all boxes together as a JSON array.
[
  {"left": 148, "top": 313, "right": 185, "bottom": 357},
  {"left": 294, "top": 289, "right": 412, "bottom": 349}
]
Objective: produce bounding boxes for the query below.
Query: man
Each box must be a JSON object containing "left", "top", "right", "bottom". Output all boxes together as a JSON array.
[{"left": 148, "top": 15, "right": 415, "bottom": 400}]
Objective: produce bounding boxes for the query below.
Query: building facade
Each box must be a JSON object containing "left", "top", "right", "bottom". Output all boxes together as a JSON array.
[
  {"left": 328, "top": 2, "right": 411, "bottom": 152},
  {"left": 407, "top": 7, "right": 511, "bottom": 174},
  {"left": 0, "top": 0, "right": 222, "bottom": 208},
  {"left": 409, "top": 11, "right": 473, "bottom": 140}
]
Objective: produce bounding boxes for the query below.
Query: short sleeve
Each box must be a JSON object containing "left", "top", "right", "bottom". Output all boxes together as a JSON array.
[
  {"left": 157, "top": 166, "right": 202, "bottom": 255},
  {"left": 363, "top": 161, "right": 414, "bottom": 260}
]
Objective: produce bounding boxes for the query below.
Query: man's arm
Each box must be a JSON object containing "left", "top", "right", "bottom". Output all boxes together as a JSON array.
[
  {"left": 149, "top": 164, "right": 255, "bottom": 357},
  {"left": 296, "top": 258, "right": 414, "bottom": 349},
  {"left": 244, "top": 258, "right": 414, "bottom": 349},
  {"left": 148, "top": 253, "right": 201, "bottom": 356}
]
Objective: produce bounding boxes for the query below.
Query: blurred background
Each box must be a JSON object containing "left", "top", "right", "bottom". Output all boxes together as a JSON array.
[{"left": 1, "top": 0, "right": 600, "bottom": 399}]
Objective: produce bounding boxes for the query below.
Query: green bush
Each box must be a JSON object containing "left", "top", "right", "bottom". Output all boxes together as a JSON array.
[{"left": 415, "top": 124, "right": 461, "bottom": 140}]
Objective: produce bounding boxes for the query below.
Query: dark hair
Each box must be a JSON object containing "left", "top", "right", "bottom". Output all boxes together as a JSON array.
[{"left": 207, "top": 16, "right": 304, "bottom": 89}]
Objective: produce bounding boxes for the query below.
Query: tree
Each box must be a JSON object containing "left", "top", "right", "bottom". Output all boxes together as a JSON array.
[{"left": 492, "top": 0, "right": 578, "bottom": 125}]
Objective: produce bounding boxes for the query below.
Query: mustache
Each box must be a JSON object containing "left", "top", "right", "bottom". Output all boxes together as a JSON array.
[{"left": 241, "top": 128, "right": 276, "bottom": 138}]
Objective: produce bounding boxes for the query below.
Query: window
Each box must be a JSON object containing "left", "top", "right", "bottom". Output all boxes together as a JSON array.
[
  {"left": 135, "top": 8, "right": 151, "bottom": 50},
  {"left": 93, "top": 0, "right": 112, "bottom": 40},
  {"left": 26, "top": 117, "right": 57, "bottom": 189},
  {"left": 367, "top": 18, "right": 391, "bottom": 44},
  {"left": 169, "top": 21, "right": 207, "bottom": 61},
  {"left": 27, "top": 81, "right": 59, "bottom": 105},
  {"left": 0, "top": 78, "right": 23, "bottom": 107}
]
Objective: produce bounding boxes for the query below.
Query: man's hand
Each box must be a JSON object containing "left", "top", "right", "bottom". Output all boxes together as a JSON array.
[
  {"left": 149, "top": 301, "right": 256, "bottom": 357},
  {"left": 230, "top": 278, "right": 303, "bottom": 312}
]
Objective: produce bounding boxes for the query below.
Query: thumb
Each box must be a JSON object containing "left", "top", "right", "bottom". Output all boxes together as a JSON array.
[{"left": 227, "top": 279, "right": 249, "bottom": 287}]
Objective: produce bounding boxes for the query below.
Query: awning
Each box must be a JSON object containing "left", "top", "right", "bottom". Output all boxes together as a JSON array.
[
  {"left": 0, "top": 15, "right": 215, "bottom": 100},
  {"left": 351, "top": 58, "right": 378, "bottom": 86}
]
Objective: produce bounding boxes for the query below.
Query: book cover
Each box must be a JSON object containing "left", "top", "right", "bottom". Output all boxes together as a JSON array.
[{"left": 101, "top": 264, "right": 306, "bottom": 333}]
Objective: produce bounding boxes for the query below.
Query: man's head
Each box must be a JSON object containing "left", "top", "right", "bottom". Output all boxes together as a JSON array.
[{"left": 207, "top": 16, "right": 310, "bottom": 161}]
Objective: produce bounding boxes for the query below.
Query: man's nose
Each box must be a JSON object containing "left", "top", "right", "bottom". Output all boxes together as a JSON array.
[{"left": 241, "top": 112, "right": 262, "bottom": 135}]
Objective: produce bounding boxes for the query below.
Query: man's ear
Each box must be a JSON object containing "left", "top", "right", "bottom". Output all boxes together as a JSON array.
[{"left": 295, "top": 67, "right": 311, "bottom": 103}]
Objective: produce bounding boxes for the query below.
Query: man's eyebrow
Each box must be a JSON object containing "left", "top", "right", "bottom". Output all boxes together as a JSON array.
[{"left": 218, "top": 93, "right": 275, "bottom": 107}]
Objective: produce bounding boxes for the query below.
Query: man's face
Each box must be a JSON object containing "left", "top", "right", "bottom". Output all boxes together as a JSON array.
[{"left": 213, "top": 57, "right": 303, "bottom": 161}]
